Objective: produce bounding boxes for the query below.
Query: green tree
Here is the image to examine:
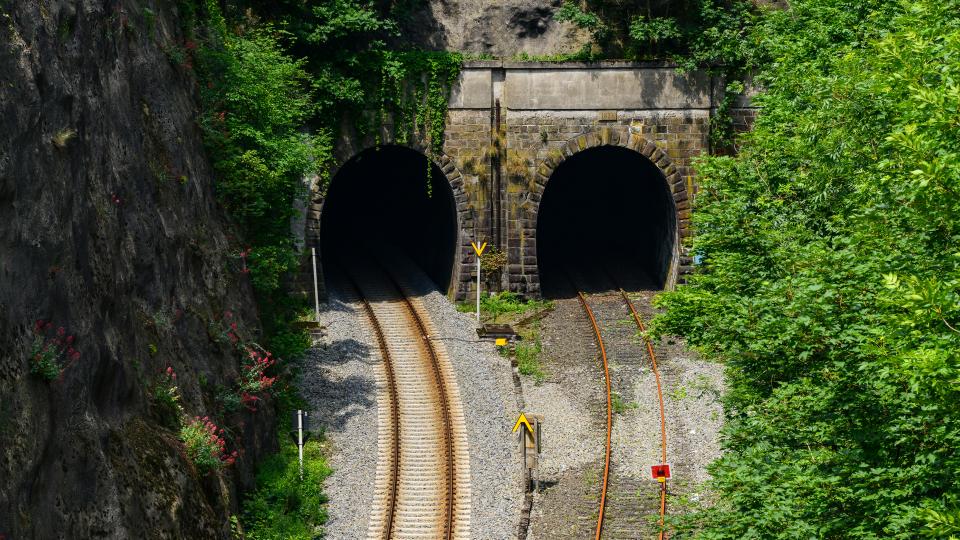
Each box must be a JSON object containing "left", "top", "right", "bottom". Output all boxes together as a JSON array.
[{"left": 653, "top": 1, "right": 960, "bottom": 537}]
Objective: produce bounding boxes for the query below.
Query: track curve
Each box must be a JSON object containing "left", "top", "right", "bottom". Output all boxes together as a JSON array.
[{"left": 341, "top": 264, "right": 471, "bottom": 539}]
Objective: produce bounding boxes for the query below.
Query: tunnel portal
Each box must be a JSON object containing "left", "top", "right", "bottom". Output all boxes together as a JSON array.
[
  {"left": 536, "top": 146, "right": 677, "bottom": 297},
  {"left": 321, "top": 145, "right": 458, "bottom": 292}
]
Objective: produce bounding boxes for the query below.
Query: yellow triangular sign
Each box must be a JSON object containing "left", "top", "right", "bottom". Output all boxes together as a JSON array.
[
  {"left": 512, "top": 412, "right": 533, "bottom": 433},
  {"left": 471, "top": 241, "right": 487, "bottom": 257}
]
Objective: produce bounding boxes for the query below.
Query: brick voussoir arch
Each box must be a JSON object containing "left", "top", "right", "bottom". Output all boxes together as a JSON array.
[
  {"left": 304, "top": 136, "right": 471, "bottom": 297},
  {"left": 526, "top": 128, "right": 690, "bottom": 291}
]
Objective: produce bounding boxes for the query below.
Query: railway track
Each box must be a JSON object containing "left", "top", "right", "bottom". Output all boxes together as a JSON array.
[
  {"left": 339, "top": 264, "right": 471, "bottom": 539},
  {"left": 572, "top": 275, "right": 669, "bottom": 540}
]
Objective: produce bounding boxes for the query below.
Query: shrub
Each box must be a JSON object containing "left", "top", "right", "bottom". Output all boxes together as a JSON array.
[
  {"left": 28, "top": 320, "right": 80, "bottom": 381},
  {"left": 180, "top": 416, "right": 238, "bottom": 473},
  {"left": 242, "top": 439, "right": 331, "bottom": 540},
  {"left": 152, "top": 366, "right": 184, "bottom": 429},
  {"left": 653, "top": 1, "right": 960, "bottom": 536}
]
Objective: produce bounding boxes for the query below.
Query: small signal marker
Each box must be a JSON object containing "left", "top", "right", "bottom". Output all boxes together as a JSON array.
[
  {"left": 650, "top": 463, "right": 672, "bottom": 482},
  {"left": 512, "top": 412, "right": 534, "bottom": 434}
]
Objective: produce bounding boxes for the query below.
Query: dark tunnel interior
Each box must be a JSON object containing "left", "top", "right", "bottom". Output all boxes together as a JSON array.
[
  {"left": 537, "top": 146, "right": 676, "bottom": 297},
  {"left": 321, "top": 145, "right": 457, "bottom": 292}
]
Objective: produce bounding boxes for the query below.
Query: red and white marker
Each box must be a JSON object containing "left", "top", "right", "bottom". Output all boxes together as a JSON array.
[{"left": 650, "top": 463, "right": 672, "bottom": 483}]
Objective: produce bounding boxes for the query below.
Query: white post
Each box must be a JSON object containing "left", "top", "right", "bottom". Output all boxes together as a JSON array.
[
  {"left": 297, "top": 409, "right": 304, "bottom": 480},
  {"left": 476, "top": 257, "right": 481, "bottom": 322},
  {"left": 311, "top": 248, "right": 320, "bottom": 322}
]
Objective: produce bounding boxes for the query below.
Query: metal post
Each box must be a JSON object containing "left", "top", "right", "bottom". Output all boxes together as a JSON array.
[
  {"left": 310, "top": 248, "right": 320, "bottom": 322},
  {"left": 297, "top": 409, "right": 304, "bottom": 480},
  {"left": 476, "top": 257, "right": 481, "bottom": 322}
]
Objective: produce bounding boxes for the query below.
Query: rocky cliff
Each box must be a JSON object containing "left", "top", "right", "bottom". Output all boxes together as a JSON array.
[
  {"left": 0, "top": 1, "right": 275, "bottom": 537},
  {"left": 398, "top": 0, "right": 591, "bottom": 56}
]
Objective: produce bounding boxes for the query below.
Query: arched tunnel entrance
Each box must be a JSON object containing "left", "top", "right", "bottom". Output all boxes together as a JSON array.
[
  {"left": 537, "top": 145, "right": 677, "bottom": 297},
  {"left": 321, "top": 145, "right": 458, "bottom": 292}
]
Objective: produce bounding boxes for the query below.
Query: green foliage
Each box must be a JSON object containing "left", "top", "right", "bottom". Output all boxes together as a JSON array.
[
  {"left": 922, "top": 505, "right": 960, "bottom": 538},
  {"left": 515, "top": 338, "right": 546, "bottom": 383},
  {"left": 372, "top": 50, "right": 462, "bottom": 166},
  {"left": 241, "top": 439, "right": 332, "bottom": 540},
  {"left": 555, "top": 1, "right": 607, "bottom": 39},
  {"left": 180, "top": 416, "right": 237, "bottom": 473},
  {"left": 652, "top": 0, "right": 960, "bottom": 537},
  {"left": 479, "top": 291, "right": 551, "bottom": 323},
  {"left": 553, "top": 0, "right": 755, "bottom": 68},
  {"left": 193, "top": 23, "right": 321, "bottom": 300}
]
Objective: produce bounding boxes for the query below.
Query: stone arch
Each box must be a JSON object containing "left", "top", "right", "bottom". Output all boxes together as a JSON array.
[
  {"left": 305, "top": 139, "right": 471, "bottom": 299},
  {"left": 521, "top": 128, "right": 690, "bottom": 294}
]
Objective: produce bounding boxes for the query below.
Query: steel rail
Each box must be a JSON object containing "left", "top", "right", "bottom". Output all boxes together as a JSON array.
[
  {"left": 385, "top": 272, "right": 457, "bottom": 540},
  {"left": 576, "top": 291, "right": 613, "bottom": 540},
  {"left": 619, "top": 288, "right": 668, "bottom": 540},
  {"left": 340, "top": 271, "right": 401, "bottom": 539}
]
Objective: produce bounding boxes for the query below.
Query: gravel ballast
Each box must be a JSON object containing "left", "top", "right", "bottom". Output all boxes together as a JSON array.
[
  {"left": 300, "top": 288, "right": 379, "bottom": 540},
  {"left": 303, "top": 262, "right": 524, "bottom": 540},
  {"left": 396, "top": 264, "right": 525, "bottom": 540}
]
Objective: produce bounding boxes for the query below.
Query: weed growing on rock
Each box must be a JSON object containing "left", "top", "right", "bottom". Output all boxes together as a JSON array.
[
  {"left": 180, "top": 416, "right": 238, "bottom": 473},
  {"left": 28, "top": 320, "right": 80, "bottom": 381},
  {"left": 238, "top": 349, "right": 277, "bottom": 411},
  {"left": 516, "top": 339, "right": 546, "bottom": 384},
  {"left": 151, "top": 367, "right": 183, "bottom": 429},
  {"left": 51, "top": 128, "right": 75, "bottom": 148},
  {"left": 611, "top": 392, "right": 638, "bottom": 414},
  {"left": 216, "top": 386, "right": 242, "bottom": 413}
]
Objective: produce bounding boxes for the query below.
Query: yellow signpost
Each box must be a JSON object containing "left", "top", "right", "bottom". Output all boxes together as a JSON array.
[
  {"left": 471, "top": 241, "right": 487, "bottom": 322},
  {"left": 512, "top": 412, "right": 533, "bottom": 434},
  {"left": 514, "top": 412, "right": 541, "bottom": 491}
]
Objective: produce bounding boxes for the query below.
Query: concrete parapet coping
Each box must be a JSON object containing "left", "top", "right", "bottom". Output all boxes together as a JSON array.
[{"left": 461, "top": 60, "right": 684, "bottom": 70}]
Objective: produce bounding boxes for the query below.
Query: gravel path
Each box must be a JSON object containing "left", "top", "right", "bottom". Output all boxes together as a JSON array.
[{"left": 300, "top": 286, "right": 379, "bottom": 540}]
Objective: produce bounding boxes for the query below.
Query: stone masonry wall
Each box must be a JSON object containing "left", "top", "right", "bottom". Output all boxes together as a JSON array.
[{"left": 305, "top": 62, "right": 757, "bottom": 300}]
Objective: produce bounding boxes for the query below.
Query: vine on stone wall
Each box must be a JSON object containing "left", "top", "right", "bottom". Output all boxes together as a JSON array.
[{"left": 374, "top": 50, "right": 462, "bottom": 195}]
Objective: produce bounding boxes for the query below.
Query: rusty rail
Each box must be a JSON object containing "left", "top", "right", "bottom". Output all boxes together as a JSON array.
[
  {"left": 619, "top": 288, "right": 668, "bottom": 540},
  {"left": 576, "top": 291, "right": 613, "bottom": 540}
]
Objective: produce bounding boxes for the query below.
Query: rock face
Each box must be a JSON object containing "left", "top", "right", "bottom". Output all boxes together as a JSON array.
[
  {"left": 398, "top": 0, "right": 591, "bottom": 56},
  {"left": 0, "top": 2, "right": 275, "bottom": 538}
]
